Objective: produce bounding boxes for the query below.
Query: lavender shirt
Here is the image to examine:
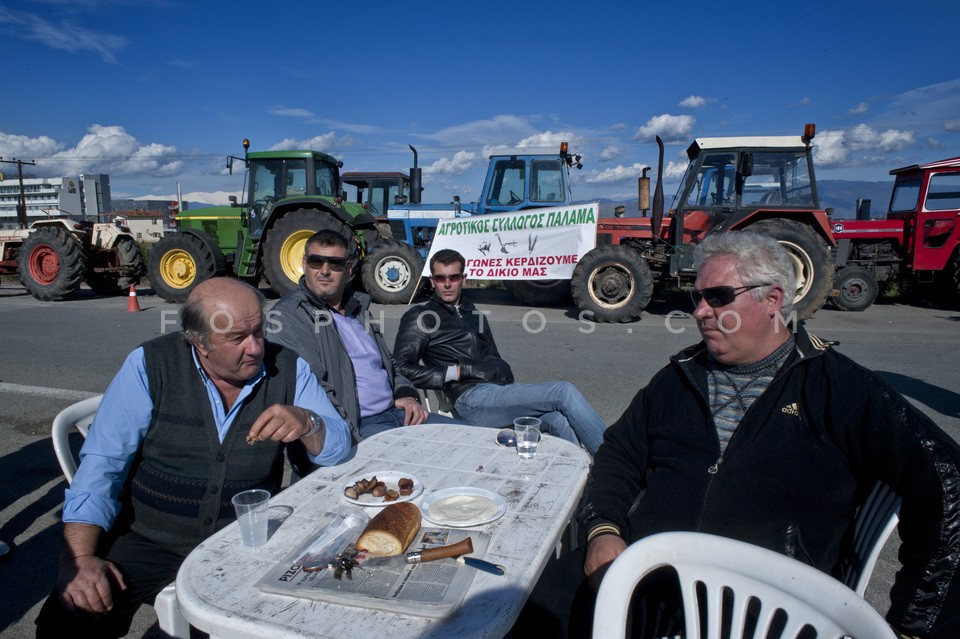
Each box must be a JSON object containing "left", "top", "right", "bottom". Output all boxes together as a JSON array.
[{"left": 330, "top": 312, "right": 394, "bottom": 417}]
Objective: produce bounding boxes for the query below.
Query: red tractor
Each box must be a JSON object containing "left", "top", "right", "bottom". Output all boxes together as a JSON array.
[
  {"left": 571, "top": 124, "right": 836, "bottom": 322},
  {"left": 831, "top": 157, "right": 960, "bottom": 311}
]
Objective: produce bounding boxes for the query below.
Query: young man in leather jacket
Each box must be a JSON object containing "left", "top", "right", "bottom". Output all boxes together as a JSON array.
[{"left": 393, "top": 248, "right": 606, "bottom": 454}]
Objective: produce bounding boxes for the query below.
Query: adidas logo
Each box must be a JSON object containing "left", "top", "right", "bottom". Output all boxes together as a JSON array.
[{"left": 781, "top": 402, "right": 800, "bottom": 417}]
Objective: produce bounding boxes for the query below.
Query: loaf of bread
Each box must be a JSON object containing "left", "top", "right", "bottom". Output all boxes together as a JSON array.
[{"left": 355, "top": 502, "right": 421, "bottom": 556}]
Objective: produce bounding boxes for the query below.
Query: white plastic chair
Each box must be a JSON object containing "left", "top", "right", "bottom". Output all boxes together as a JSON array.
[
  {"left": 843, "top": 481, "right": 901, "bottom": 596},
  {"left": 51, "top": 395, "right": 190, "bottom": 639},
  {"left": 593, "top": 531, "right": 896, "bottom": 639}
]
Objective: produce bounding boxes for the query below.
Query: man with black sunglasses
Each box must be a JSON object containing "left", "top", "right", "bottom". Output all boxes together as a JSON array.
[
  {"left": 268, "top": 230, "right": 460, "bottom": 453},
  {"left": 574, "top": 231, "right": 960, "bottom": 638},
  {"left": 393, "top": 249, "right": 607, "bottom": 455}
]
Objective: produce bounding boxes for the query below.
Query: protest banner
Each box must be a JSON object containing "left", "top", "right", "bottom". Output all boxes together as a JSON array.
[{"left": 420, "top": 202, "right": 599, "bottom": 280}]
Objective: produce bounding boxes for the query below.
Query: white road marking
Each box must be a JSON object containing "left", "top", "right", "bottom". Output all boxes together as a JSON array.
[{"left": 0, "top": 382, "right": 98, "bottom": 401}]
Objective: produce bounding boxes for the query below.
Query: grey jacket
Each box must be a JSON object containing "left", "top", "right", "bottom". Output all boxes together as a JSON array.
[{"left": 267, "top": 278, "right": 419, "bottom": 443}]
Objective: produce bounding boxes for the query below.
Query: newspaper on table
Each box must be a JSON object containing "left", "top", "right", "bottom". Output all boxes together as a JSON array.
[{"left": 256, "top": 510, "right": 492, "bottom": 619}]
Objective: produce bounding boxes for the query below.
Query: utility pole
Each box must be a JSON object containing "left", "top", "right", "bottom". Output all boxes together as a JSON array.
[{"left": 0, "top": 157, "right": 37, "bottom": 229}]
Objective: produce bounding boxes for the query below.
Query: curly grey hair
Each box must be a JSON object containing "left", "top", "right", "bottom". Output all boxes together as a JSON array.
[
  {"left": 180, "top": 279, "right": 266, "bottom": 347},
  {"left": 694, "top": 231, "right": 797, "bottom": 318}
]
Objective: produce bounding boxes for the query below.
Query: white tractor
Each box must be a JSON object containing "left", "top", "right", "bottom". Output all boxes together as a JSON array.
[{"left": 0, "top": 219, "right": 145, "bottom": 301}]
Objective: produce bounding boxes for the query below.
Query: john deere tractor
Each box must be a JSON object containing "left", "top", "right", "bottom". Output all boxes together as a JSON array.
[{"left": 148, "top": 140, "right": 380, "bottom": 302}]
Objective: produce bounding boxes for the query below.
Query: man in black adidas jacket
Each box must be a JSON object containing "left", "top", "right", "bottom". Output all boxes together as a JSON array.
[{"left": 580, "top": 232, "right": 960, "bottom": 638}]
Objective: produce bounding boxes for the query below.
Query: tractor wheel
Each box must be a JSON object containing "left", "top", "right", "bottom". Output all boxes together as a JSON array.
[
  {"left": 832, "top": 266, "right": 878, "bottom": 312},
  {"left": 504, "top": 280, "right": 572, "bottom": 307},
  {"left": 745, "top": 219, "right": 834, "bottom": 320},
  {"left": 361, "top": 240, "right": 425, "bottom": 304},
  {"left": 263, "top": 209, "right": 347, "bottom": 297},
  {"left": 18, "top": 225, "right": 88, "bottom": 301},
  {"left": 86, "top": 237, "right": 145, "bottom": 296},
  {"left": 148, "top": 233, "right": 217, "bottom": 303},
  {"left": 571, "top": 245, "right": 654, "bottom": 323}
]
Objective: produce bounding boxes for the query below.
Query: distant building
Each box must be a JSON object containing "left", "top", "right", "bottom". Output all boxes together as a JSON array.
[
  {"left": 0, "top": 174, "right": 112, "bottom": 228},
  {"left": 112, "top": 199, "right": 184, "bottom": 243}
]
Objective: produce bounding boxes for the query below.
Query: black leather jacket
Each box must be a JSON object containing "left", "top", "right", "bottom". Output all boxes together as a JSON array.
[{"left": 393, "top": 294, "right": 513, "bottom": 403}]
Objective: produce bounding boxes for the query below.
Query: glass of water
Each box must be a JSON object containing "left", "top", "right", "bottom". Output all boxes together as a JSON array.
[
  {"left": 232, "top": 488, "right": 271, "bottom": 547},
  {"left": 513, "top": 417, "right": 541, "bottom": 459}
]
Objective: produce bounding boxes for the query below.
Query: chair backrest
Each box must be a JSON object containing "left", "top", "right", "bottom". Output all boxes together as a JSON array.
[
  {"left": 593, "top": 531, "right": 896, "bottom": 639},
  {"left": 843, "top": 481, "right": 901, "bottom": 596},
  {"left": 51, "top": 394, "right": 102, "bottom": 484}
]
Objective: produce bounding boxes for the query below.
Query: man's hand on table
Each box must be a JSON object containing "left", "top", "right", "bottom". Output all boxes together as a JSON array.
[
  {"left": 57, "top": 554, "right": 126, "bottom": 614},
  {"left": 396, "top": 397, "right": 428, "bottom": 425},
  {"left": 585, "top": 534, "right": 627, "bottom": 591}
]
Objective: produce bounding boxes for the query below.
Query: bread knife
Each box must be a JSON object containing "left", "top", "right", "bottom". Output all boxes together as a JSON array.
[{"left": 363, "top": 537, "right": 475, "bottom": 569}]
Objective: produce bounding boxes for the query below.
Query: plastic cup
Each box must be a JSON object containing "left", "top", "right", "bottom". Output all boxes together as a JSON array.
[
  {"left": 231, "top": 488, "right": 270, "bottom": 547},
  {"left": 513, "top": 417, "right": 541, "bottom": 459}
]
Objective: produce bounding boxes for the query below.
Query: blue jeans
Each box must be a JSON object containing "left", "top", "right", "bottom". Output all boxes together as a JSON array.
[
  {"left": 358, "top": 407, "right": 465, "bottom": 439},
  {"left": 454, "top": 382, "right": 606, "bottom": 455}
]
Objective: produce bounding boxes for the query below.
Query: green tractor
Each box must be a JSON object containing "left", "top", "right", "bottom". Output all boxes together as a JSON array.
[{"left": 148, "top": 140, "right": 380, "bottom": 302}]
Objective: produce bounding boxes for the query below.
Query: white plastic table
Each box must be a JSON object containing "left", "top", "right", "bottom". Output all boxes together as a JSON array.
[{"left": 175, "top": 423, "right": 591, "bottom": 639}]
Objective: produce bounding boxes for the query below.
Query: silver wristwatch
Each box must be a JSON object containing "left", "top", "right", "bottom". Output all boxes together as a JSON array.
[{"left": 301, "top": 411, "right": 323, "bottom": 439}]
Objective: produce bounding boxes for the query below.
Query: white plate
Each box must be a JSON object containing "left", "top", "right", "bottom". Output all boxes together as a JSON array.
[
  {"left": 342, "top": 471, "right": 423, "bottom": 506},
  {"left": 420, "top": 487, "right": 506, "bottom": 527}
]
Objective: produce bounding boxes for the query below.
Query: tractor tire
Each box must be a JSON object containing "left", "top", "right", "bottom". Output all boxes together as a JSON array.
[
  {"left": 571, "top": 245, "right": 654, "bottom": 323},
  {"left": 148, "top": 233, "right": 218, "bottom": 303},
  {"left": 361, "top": 240, "right": 425, "bottom": 304},
  {"left": 745, "top": 219, "right": 834, "bottom": 320},
  {"left": 832, "top": 265, "right": 878, "bottom": 312},
  {"left": 504, "top": 280, "right": 572, "bottom": 307},
  {"left": 86, "top": 237, "right": 145, "bottom": 296},
  {"left": 263, "top": 209, "right": 347, "bottom": 297},
  {"left": 18, "top": 225, "right": 88, "bottom": 301}
]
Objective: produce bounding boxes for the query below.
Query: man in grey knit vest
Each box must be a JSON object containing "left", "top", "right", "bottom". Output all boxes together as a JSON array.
[
  {"left": 36, "top": 278, "right": 351, "bottom": 638},
  {"left": 576, "top": 232, "right": 960, "bottom": 639}
]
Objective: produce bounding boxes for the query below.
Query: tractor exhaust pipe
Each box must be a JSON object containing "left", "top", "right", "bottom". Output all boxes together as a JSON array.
[
  {"left": 409, "top": 145, "right": 423, "bottom": 204},
  {"left": 652, "top": 136, "right": 665, "bottom": 243}
]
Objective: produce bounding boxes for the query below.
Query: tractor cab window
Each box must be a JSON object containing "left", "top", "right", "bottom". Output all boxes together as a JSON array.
[
  {"left": 530, "top": 159, "right": 564, "bottom": 202},
  {"left": 741, "top": 152, "right": 814, "bottom": 207},
  {"left": 286, "top": 162, "right": 307, "bottom": 196},
  {"left": 315, "top": 164, "right": 337, "bottom": 196},
  {"left": 924, "top": 173, "right": 960, "bottom": 212},
  {"left": 685, "top": 153, "right": 736, "bottom": 207},
  {"left": 249, "top": 159, "right": 284, "bottom": 236},
  {"left": 890, "top": 178, "right": 921, "bottom": 213},
  {"left": 487, "top": 160, "right": 526, "bottom": 206},
  {"left": 368, "top": 179, "right": 405, "bottom": 215}
]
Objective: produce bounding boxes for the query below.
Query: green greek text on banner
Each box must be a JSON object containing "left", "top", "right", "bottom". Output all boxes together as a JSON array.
[{"left": 423, "top": 202, "right": 599, "bottom": 280}]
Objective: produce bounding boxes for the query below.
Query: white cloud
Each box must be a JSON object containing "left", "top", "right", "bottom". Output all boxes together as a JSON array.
[
  {"left": 0, "top": 6, "right": 127, "bottom": 64},
  {"left": 586, "top": 163, "right": 650, "bottom": 185},
  {"left": 0, "top": 131, "right": 63, "bottom": 157},
  {"left": 269, "top": 132, "right": 354, "bottom": 152},
  {"left": 848, "top": 102, "right": 869, "bottom": 115},
  {"left": 268, "top": 106, "right": 315, "bottom": 118},
  {"left": 610, "top": 123, "right": 629, "bottom": 131},
  {"left": 424, "top": 150, "right": 480, "bottom": 176},
  {"left": 664, "top": 161, "right": 688, "bottom": 179},
  {"left": 927, "top": 138, "right": 940, "bottom": 150},
  {"left": 793, "top": 97, "right": 812, "bottom": 108},
  {"left": 944, "top": 120, "right": 960, "bottom": 132},
  {"left": 422, "top": 115, "right": 538, "bottom": 147},
  {"left": 813, "top": 130, "right": 849, "bottom": 166},
  {"left": 635, "top": 114, "right": 695, "bottom": 142},
  {"left": 600, "top": 146, "right": 623, "bottom": 161},
  {"left": 848, "top": 123, "right": 914, "bottom": 152},
  {"left": 23, "top": 125, "right": 184, "bottom": 177},
  {"left": 813, "top": 124, "right": 916, "bottom": 167},
  {"left": 516, "top": 131, "right": 577, "bottom": 150},
  {"left": 679, "top": 96, "right": 707, "bottom": 108}
]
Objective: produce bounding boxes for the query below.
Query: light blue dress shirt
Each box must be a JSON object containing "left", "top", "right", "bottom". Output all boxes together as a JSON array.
[{"left": 63, "top": 346, "right": 351, "bottom": 530}]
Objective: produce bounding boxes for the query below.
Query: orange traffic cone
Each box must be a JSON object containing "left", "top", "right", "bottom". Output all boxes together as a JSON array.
[{"left": 127, "top": 284, "right": 142, "bottom": 313}]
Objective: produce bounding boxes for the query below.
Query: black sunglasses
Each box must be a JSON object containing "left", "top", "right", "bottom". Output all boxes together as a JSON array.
[
  {"left": 691, "top": 283, "right": 772, "bottom": 308},
  {"left": 431, "top": 273, "right": 464, "bottom": 283},
  {"left": 304, "top": 254, "right": 352, "bottom": 271}
]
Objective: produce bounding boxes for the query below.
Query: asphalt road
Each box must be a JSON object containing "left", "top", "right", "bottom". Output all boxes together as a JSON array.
[{"left": 1, "top": 280, "right": 959, "bottom": 638}]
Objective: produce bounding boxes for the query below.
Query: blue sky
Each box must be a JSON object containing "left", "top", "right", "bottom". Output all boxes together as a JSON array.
[{"left": 1, "top": 0, "right": 959, "bottom": 207}]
